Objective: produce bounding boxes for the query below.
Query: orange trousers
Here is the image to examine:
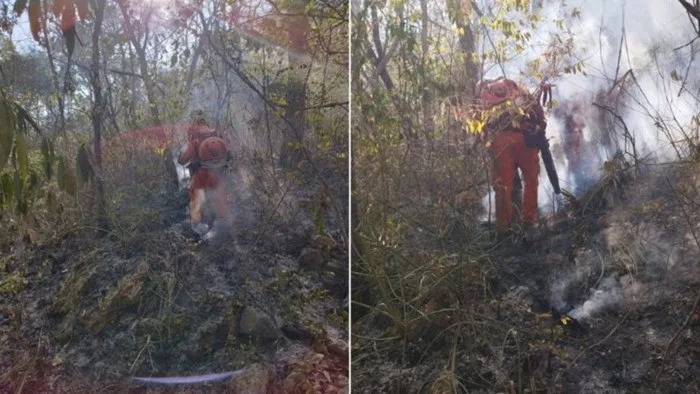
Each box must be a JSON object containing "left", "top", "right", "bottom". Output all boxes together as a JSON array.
[
  {"left": 188, "top": 168, "right": 229, "bottom": 226},
  {"left": 489, "top": 131, "right": 540, "bottom": 232}
]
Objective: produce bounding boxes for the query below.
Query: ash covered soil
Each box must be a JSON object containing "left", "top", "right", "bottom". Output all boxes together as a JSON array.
[
  {"left": 353, "top": 159, "right": 700, "bottom": 393},
  {"left": 0, "top": 161, "right": 348, "bottom": 393}
]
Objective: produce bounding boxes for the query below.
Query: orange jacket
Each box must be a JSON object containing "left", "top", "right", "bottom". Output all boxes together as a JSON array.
[{"left": 178, "top": 125, "right": 224, "bottom": 165}]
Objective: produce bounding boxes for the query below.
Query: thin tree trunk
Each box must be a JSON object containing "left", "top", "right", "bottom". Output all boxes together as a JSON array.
[
  {"left": 91, "top": 0, "right": 107, "bottom": 231},
  {"left": 420, "top": 0, "right": 433, "bottom": 134},
  {"left": 40, "top": 9, "right": 67, "bottom": 144},
  {"left": 117, "top": 0, "right": 162, "bottom": 127},
  {"left": 185, "top": 29, "right": 205, "bottom": 94},
  {"left": 117, "top": 0, "right": 181, "bottom": 186},
  {"left": 281, "top": 0, "right": 310, "bottom": 169}
]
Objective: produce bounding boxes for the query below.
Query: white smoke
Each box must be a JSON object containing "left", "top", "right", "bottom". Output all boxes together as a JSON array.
[
  {"left": 567, "top": 276, "right": 623, "bottom": 320},
  {"left": 481, "top": 0, "right": 700, "bottom": 216}
]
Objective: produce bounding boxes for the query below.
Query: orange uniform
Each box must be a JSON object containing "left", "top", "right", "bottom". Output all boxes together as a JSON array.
[
  {"left": 489, "top": 131, "right": 540, "bottom": 231},
  {"left": 479, "top": 78, "right": 546, "bottom": 233},
  {"left": 178, "top": 120, "right": 231, "bottom": 234}
]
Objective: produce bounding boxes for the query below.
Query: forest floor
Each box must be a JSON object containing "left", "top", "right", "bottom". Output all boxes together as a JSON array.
[
  {"left": 352, "top": 158, "right": 700, "bottom": 393},
  {"left": 0, "top": 159, "right": 348, "bottom": 393}
]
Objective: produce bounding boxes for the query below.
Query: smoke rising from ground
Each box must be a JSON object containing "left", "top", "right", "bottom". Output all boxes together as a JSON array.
[{"left": 567, "top": 276, "right": 623, "bottom": 320}]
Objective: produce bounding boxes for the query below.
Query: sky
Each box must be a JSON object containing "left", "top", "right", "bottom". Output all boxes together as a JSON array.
[{"left": 8, "top": 16, "right": 35, "bottom": 52}]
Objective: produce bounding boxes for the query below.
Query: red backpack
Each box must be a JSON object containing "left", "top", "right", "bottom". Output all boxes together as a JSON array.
[
  {"left": 478, "top": 77, "right": 546, "bottom": 137},
  {"left": 188, "top": 126, "right": 230, "bottom": 168}
]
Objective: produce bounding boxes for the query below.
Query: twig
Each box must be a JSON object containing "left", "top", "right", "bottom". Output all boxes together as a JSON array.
[
  {"left": 612, "top": 12, "right": 625, "bottom": 85},
  {"left": 679, "top": 0, "right": 700, "bottom": 21},
  {"left": 128, "top": 335, "right": 151, "bottom": 375},
  {"left": 592, "top": 102, "right": 638, "bottom": 166},
  {"left": 673, "top": 36, "right": 700, "bottom": 51}
]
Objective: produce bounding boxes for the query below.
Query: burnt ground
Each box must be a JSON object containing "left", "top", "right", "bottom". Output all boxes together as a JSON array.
[
  {"left": 352, "top": 158, "right": 700, "bottom": 393},
  {"left": 0, "top": 159, "right": 348, "bottom": 393}
]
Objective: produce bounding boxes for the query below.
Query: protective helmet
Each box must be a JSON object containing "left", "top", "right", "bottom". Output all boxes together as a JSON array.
[{"left": 479, "top": 78, "right": 523, "bottom": 108}]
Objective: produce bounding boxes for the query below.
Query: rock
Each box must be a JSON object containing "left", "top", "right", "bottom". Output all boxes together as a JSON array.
[
  {"left": 238, "top": 306, "right": 280, "bottom": 340},
  {"left": 230, "top": 363, "right": 275, "bottom": 394},
  {"left": 282, "top": 353, "right": 326, "bottom": 392},
  {"left": 298, "top": 248, "right": 324, "bottom": 270},
  {"left": 281, "top": 321, "right": 316, "bottom": 345}
]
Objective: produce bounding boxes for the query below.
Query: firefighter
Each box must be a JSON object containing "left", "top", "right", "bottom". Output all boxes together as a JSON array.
[
  {"left": 478, "top": 78, "right": 549, "bottom": 241},
  {"left": 178, "top": 110, "right": 232, "bottom": 236}
]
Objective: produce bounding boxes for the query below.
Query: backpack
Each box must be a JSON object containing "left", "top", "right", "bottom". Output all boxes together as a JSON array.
[
  {"left": 478, "top": 77, "right": 546, "bottom": 145},
  {"left": 188, "top": 126, "right": 230, "bottom": 168},
  {"left": 198, "top": 135, "right": 229, "bottom": 168}
]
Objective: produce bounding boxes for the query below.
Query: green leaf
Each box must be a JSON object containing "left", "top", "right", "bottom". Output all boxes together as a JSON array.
[
  {"left": 15, "top": 104, "right": 41, "bottom": 134},
  {"left": 671, "top": 70, "right": 681, "bottom": 81},
  {"left": 76, "top": 143, "right": 92, "bottom": 183},
  {"left": 41, "top": 137, "right": 52, "bottom": 180},
  {"left": 0, "top": 100, "right": 15, "bottom": 171}
]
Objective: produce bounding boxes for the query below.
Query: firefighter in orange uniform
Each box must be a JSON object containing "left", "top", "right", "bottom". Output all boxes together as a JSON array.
[
  {"left": 478, "top": 78, "right": 548, "bottom": 240},
  {"left": 178, "top": 110, "right": 232, "bottom": 236}
]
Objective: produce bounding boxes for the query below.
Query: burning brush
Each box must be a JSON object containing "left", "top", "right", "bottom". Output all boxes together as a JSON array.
[{"left": 551, "top": 305, "right": 585, "bottom": 332}]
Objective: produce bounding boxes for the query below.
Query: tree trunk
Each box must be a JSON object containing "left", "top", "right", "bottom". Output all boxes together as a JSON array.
[
  {"left": 117, "top": 1, "right": 162, "bottom": 127},
  {"left": 185, "top": 28, "right": 205, "bottom": 94},
  {"left": 420, "top": 0, "right": 434, "bottom": 135},
  {"left": 91, "top": 0, "right": 107, "bottom": 231},
  {"left": 280, "top": 0, "right": 310, "bottom": 169},
  {"left": 117, "top": 0, "right": 180, "bottom": 187},
  {"left": 40, "top": 17, "right": 67, "bottom": 142}
]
